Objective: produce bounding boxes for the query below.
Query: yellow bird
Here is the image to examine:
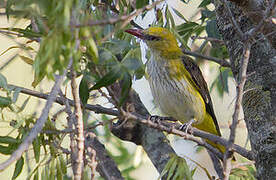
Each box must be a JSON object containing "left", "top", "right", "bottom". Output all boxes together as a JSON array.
[{"left": 125, "top": 27, "right": 225, "bottom": 155}]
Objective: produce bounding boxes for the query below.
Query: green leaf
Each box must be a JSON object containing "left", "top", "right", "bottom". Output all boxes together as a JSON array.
[
  {"left": 198, "top": 0, "right": 211, "bottom": 7},
  {"left": 0, "top": 73, "right": 8, "bottom": 90},
  {"left": 0, "top": 96, "right": 12, "bottom": 108},
  {"left": 56, "top": 158, "right": 62, "bottom": 180},
  {"left": 12, "top": 87, "right": 22, "bottom": 103},
  {"left": 167, "top": 8, "right": 176, "bottom": 28},
  {"left": 98, "top": 48, "right": 118, "bottom": 66},
  {"left": 103, "top": 39, "right": 130, "bottom": 55},
  {"left": 80, "top": 28, "right": 99, "bottom": 63},
  {"left": 200, "top": 9, "right": 216, "bottom": 22},
  {"left": 210, "top": 68, "right": 231, "bottom": 97},
  {"left": 33, "top": 136, "right": 41, "bottom": 163},
  {"left": 122, "top": 58, "right": 142, "bottom": 72},
  {"left": 12, "top": 157, "right": 24, "bottom": 179},
  {"left": 0, "top": 28, "right": 42, "bottom": 39},
  {"left": 0, "top": 136, "right": 19, "bottom": 144},
  {"left": 17, "top": 96, "right": 31, "bottom": 113},
  {"left": 59, "top": 156, "right": 67, "bottom": 175},
  {"left": 33, "top": 170, "right": 39, "bottom": 180},
  {"left": 167, "top": 157, "right": 177, "bottom": 180},
  {"left": 136, "top": 0, "right": 149, "bottom": 9},
  {"left": 171, "top": 8, "right": 188, "bottom": 22},
  {"left": 19, "top": 55, "right": 34, "bottom": 65},
  {"left": 177, "top": 22, "right": 202, "bottom": 46},
  {"left": 177, "top": 22, "right": 199, "bottom": 34},
  {"left": 87, "top": 37, "right": 99, "bottom": 63},
  {"left": 119, "top": 72, "right": 132, "bottom": 106},
  {"left": 206, "top": 19, "right": 221, "bottom": 39},
  {"left": 49, "top": 159, "right": 55, "bottom": 180},
  {"left": 33, "top": 171, "right": 39, "bottom": 180},
  {"left": 159, "top": 155, "right": 175, "bottom": 179},
  {"left": 79, "top": 75, "right": 90, "bottom": 105},
  {"left": 90, "top": 66, "right": 121, "bottom": 90},
  {"left": 0, "top": 144, "right": 13, "bottom": 154}
]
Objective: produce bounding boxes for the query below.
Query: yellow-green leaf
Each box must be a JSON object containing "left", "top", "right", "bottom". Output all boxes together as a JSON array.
[{"left": 19, "top": 55, "right": 34, "bottom": 65}]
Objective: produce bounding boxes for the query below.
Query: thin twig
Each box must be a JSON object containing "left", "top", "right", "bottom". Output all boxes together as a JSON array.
[
  {"left": 182, "top": 49, "right": 231, "bottom": 67},
  {"left": 73, "top": 0, "right": 164, "bottom": 28},
  {"left": 58, "top": 90, "right": 78, "bottom": 174},
  {"left": 191, "top": 36, "right": 225, "bottom": 44},
  {"left": 223, "top": 42, "right": 251, "bottom": 180},
  {"left": 70, "top": 66, "right": 84, "bottom": 180},
  {"left": 7, "top": 84, "right": 120, "bottom": 116},
  {"left": 121, "top": 110, "right": 254, "bottom": 161},
  {"left": 0, "top": 60, "right": 72, "bottom": 171}
]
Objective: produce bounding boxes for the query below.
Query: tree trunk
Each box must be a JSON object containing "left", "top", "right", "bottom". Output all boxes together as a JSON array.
[{"left": 214, "top": 1, "right": 276, "bottom": 179}]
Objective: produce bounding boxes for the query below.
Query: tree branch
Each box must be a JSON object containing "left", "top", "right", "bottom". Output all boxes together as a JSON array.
[
  {"left": 7, "top": 84, "right": 120, "bottom": 116},
  {"left": 120, "top": 111, "right": 254, "bottom": 161},
  {"left": 228, "top": 0, "right": 276, "bottom": 48},
  {"left": 70, "top": 67, "right": 85, "bottom": 180},
  {"left": 223, "top": 42, "right": 251, "bottom": 180},
  {"left": 85, "top": 132, "right": 124, "bottom": 180},
  {"left": 182, "top": 49, "right": 231, "bottom": 67},
  {"left": 0, "top": 60, "right": 72, "bottom": 171}
]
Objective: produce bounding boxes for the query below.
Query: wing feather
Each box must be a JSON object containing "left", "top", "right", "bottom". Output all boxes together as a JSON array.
[{"left": 181, "top": 56, "right": 221, "bottom": 136}]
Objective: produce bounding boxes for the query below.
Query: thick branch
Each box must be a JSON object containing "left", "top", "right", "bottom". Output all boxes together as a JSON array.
[{"left": 85, "top": 132, "right": 124, "bottom": 180}]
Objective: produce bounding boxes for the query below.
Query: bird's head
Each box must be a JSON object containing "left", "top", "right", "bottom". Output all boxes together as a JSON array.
[{"left": 125, "top": 27, "right": 182, "bottom": 58}]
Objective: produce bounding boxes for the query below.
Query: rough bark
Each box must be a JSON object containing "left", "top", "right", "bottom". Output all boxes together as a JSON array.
[
  {"left": 111, "top": 90, "right": 176, "bottom": 174},
  {"left": 228, "top": 0, "right": 276, "bottom": 49},
  {"left": 214, "top": 1, "right": 276, "bottom": 179},
  {"left": 85, "top": 133, "right": 124, "bottom": 180}
]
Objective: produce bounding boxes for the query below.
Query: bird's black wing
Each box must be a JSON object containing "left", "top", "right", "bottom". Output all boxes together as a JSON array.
[{"left": 181, "top": 56, "right": 221, "bottom": 136}]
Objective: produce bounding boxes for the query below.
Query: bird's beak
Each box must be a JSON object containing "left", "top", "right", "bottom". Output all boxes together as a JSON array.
[{"left": 125, "top": 29, "right": 145, "bottom": 39}]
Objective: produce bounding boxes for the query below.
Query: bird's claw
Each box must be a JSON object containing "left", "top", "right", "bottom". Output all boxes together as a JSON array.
[
  {"left": 180, "top": 119, "right": 195, "bottom": 134},
  {"left": 149, "top": 115, "right": 176, "bottom": 124},
  {"left": 149, "top": 115, "right": 161, "bottom": 124}
]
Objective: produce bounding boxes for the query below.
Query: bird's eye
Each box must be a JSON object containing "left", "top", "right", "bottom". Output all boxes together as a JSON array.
[{"left": 144, "top": 35, "right": 161, "bottom": 41}]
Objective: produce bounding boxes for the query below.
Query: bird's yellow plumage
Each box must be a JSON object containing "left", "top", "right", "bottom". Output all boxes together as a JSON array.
[{"left": 125, "top": 27, "right": 225, "bottom": 154}]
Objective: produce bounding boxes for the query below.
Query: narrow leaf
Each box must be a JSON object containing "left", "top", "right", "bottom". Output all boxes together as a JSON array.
[
  {"left": 0, "top": 73, "right": 8, "bottom": 90},
  {"left": 12, "top": 157, "right": 24, "bottom": 179},
  {"left": 0, "top": 96, "right": 12, "bottom": 108},
  {"left": 19, "top": 55, "right": 34, "bottom": 65},
  {"left": 119, "top": 72, "right": 132, "bottom": 106},
  {"left": 79, "top": 76, "right": 90, "bottom": 105},
  {"left": 0, "top": 136, "right": 18, "bottom": 144},
  {"left": 90, "top": 67, "right": 121, "bottom": 90},
  {"left": 33, "top": 136, "right": 40, "bottom": 163}
]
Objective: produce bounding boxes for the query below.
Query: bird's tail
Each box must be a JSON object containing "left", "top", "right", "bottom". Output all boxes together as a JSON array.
[{"left": 193, "top": 113, "right": 233, "bottom": 160}]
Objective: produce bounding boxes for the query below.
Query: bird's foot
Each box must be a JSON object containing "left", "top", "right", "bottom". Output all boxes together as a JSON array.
[
  {"left": 180, "top": 119, "right": 195, "bottom": 134},
  {"left": 149, "top": 115, "right": 176, "bottom": 124}
]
